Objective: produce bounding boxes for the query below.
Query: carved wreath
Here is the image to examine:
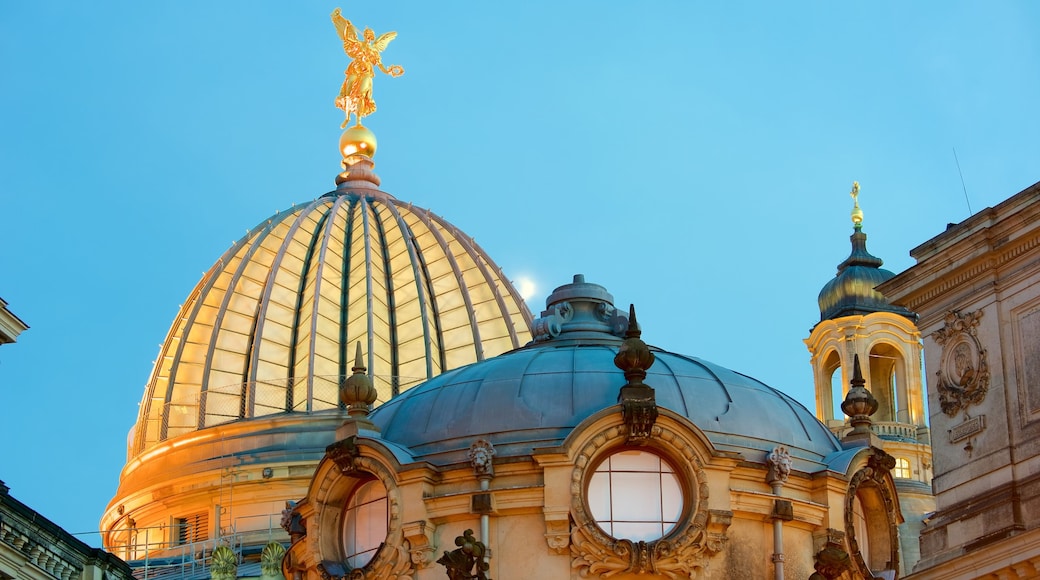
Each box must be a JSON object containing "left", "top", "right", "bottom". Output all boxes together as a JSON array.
[
  {"left": 933, "top": 310, "right": 990, "bottom": 417},
  {"left": 568, "top": 424, "right": 727, "bottom": 578}
]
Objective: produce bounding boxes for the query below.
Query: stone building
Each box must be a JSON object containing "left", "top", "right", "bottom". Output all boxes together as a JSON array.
[
  {"left": 282, "top": 270, "right": 910, "bottom": 580},
  {"left": 879, "top": 181, "right": 1040, "bottom": 579},
  {"left": 1, "top": 481, "right": 133, "bottom": 580}
]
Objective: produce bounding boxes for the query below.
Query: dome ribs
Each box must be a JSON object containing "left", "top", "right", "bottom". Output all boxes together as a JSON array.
[
  {"left": 383, "top": 200, "right": 437, "bottom": 383},
  {"left": 197, "top": 208, "right": 293, "bottom": 431},
  {"left": 445, "top": 224, "right": 526, "bottom": 351},
  {"left": 406, "top": 209, "right": 484, "bottom": 365},
  {"left": 246, "top": 203, "right": 319, "bottom": 419},
  {"left": 290, "top": 200, "right": 336, "bottom": 413},
  {"left": 131, "top": 191, "right": 532, "bottom": 458},
  {"left": 368, "top": 201, "right": 402, "bottom": 397},
  {"left": 158, "top": 209, "right": 290, "bottom": 443}
]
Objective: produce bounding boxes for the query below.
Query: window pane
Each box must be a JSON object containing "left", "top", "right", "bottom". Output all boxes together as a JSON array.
[
  {"left": 587, "top": 472, "right": 612, "bottom": 521},
  {"left": 343, "top": 480, "right": 388, "bottom": 568},
  {"left": 661, "top": 473, "right": 682, "bottom": 522},
  {"left": 587, "top": 450, "right": 684, "bottom": 542},
  {"left": 613, "top": 522, "right": 662, "bottom": 542},
  {"left": 611, "top": 472, "right": 663, "bottom": 521},
  {"left": 609, "top": 449, "right": 660, "bottom": 471}
]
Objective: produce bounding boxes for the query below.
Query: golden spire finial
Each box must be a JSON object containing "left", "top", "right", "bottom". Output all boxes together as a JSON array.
[
  {"left": 331, "top": 8, "right": 404, "bottom": 130},
  {"left": 850, "top": 181, "right": 864, "bottom": 227}
]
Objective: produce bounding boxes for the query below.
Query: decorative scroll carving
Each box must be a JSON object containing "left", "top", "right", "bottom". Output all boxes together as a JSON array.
[
  {"left": 327, "top": 437, "right": 362, "bottom": 474},
  {"left": 570, "top": 523, "right": 723, "bottom": 579},
  {"left": 403, "top": 520, "right": 436, "bottom": 568},
  {"left": 569, "top": 424, "right": 727, "bottom": 578},
  {"left": 933, "top": 309, "right": 990, "bottom": 417},
  {"left": 543, "top": 508, "right": 570, "bottom": 553},
  {"left": 620, "top": 396, "right": 658, "bottom": 442},
  {"left": 437, "top": 529, "right": 490, "bottom": 580}
]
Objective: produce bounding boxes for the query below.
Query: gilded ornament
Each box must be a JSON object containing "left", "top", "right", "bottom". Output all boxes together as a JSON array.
[{"left": 332, "top": 8, "right": 404, "bottom": 129}]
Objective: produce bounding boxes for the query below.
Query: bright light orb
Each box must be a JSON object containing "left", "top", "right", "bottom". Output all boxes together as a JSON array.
[{"left": 515, "top": 276, "right": 537, "bottom": 303}]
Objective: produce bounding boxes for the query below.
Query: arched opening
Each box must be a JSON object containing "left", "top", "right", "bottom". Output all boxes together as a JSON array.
[
  {"left": 850, "top": 482, "right": 896, "bottom": 578},
  {"left": 868, "top": 343, "right": 907, "bottom": 423},
  {"left": 822, "top": 350, "right": 844, "bottom": 421}
]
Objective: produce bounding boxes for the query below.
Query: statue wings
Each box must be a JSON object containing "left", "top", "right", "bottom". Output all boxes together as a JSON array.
[
  {"left": 331, "top": 8, "right": 358, "bottom": 42},
  {"left": 373, "top": 31, "right": 397, "bottom": 52}
]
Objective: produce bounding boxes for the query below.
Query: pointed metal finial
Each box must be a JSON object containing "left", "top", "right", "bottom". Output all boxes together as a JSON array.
[
  {"left": 841, "top": 354, "right": 878, "bottom": 437},
  {"left": 615, "top": 304, "right": 657, "bottom": 442},
  {"left": 340, "top": 341, "right": 377, "bottom": 415}
]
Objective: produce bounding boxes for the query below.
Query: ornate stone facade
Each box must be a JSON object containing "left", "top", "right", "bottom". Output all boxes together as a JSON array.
[
  {"left": 0, "top": 481, "right": 133, "bottom": 580},
  {"left": 880, "top": 180, "right": 1040, "bottom": 579}
]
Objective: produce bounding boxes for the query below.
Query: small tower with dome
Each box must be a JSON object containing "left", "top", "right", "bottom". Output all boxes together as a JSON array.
[{"left": 804, "top": 182, "right": 934, "bottom": 572}]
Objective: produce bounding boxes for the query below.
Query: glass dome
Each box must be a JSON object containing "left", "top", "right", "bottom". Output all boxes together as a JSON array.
[{"left": 130, "top": 187, "right": 533, "bottom": 457}]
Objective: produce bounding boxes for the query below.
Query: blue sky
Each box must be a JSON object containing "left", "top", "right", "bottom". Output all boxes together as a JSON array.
[{"left": 1, "top": 2, "right": 1038, "bottom": 546}]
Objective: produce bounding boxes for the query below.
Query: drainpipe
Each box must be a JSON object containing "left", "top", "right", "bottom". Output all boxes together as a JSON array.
[
  {"left": 469, "top": 439, "right": 496, "bottom": 567},
  {"left": 767, "top": 446, "right": 793, "bottom": 580}
]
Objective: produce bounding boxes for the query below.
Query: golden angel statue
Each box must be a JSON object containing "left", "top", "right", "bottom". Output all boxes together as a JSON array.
[{"left": 332, "top": 8, "right": 404, "bottom": 128}]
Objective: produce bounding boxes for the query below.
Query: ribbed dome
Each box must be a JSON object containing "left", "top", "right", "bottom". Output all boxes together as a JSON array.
[
  {"left": 817, "top": 226, "right": 915, "bottom": 322},
  {"left": 131, "top": 174, "right": 533, "bottom": 457},
  {"left": 371, "top": 276, "right": 842, "bottom": 471}
]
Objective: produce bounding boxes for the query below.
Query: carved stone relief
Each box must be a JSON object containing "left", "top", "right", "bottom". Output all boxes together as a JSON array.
[{"left": 933, "top": 310, "right": 990, "bottom": 417}]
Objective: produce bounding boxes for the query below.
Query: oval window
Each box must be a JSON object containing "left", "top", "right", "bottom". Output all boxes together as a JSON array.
[
  {"left": 587, "top": 449, "right": 683, "bottom": 541},
  {"left": 341, "top": 479, "right": 389, "bottom": 569}
]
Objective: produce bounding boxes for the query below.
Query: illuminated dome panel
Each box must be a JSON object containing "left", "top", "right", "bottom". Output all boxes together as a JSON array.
[{"left": 132, "top": 190, "right": 532, "bottom": 457}]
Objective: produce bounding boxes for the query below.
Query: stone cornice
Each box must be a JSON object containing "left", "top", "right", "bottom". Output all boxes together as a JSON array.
[
  {"left": 879, "top": 185, "right": 1040, "bottom": 313},
  {"left": 0, "top": 297, "right": 28, "bottom": 344},
  {"left": 1, "top": 485, "right": 133, "bottom": 579}
]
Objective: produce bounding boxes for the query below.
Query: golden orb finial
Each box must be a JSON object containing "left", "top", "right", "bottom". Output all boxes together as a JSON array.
[
  {"left": 850, "top": 181, "right": 864, "bottom": 227},
  {"left": 340, "top": 125, "right": 378, "bottom": 159}
]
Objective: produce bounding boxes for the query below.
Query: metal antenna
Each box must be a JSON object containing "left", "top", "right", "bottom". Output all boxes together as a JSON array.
[{"left": 953, "top": 147, "right": 973, "bottom": 216}]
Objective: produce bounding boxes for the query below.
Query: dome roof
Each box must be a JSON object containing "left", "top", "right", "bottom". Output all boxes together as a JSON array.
[
  {"left": 817, "top": 226, "right": 915, "bottom": 322},
  {"left": 131, "top": 165, "right": 533, "bottom": 457},
  {"left": 371, "top": 276, "right": 842, "bottom": 471}
]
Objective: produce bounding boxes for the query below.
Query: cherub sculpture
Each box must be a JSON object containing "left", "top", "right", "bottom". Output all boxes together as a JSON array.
[{"left": 332, "top": 8, "right": 404, "bottom": 128}]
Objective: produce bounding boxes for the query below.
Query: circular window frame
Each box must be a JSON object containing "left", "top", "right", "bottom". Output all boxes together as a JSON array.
[
  {"left": 584, "top": 447, "right": 687, "bottom": 542},
  {"left": 313, "top": 454, "right": 407, "bottom": 576},
  {"left": 339, "top": 476, "right": 390, "bottom": 570},
  {"left": 571, "top": 424, "right": 711, "bottom": 547}
]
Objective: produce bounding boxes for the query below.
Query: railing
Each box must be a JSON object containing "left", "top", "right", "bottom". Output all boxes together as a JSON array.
[
  {"left": 828, "top": 420, "right": 929, "bottom": 444},
  {"left": 105, "top": 515, "right": 286, "bottom": 580}
]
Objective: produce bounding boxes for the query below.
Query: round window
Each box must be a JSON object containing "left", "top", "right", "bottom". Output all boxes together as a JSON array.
[
  {"left": 587, "top": 449, "right": 684, "bottom": 541},
  {"left": 341, "top": 479, "right": 389, "bottom": 569}
]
